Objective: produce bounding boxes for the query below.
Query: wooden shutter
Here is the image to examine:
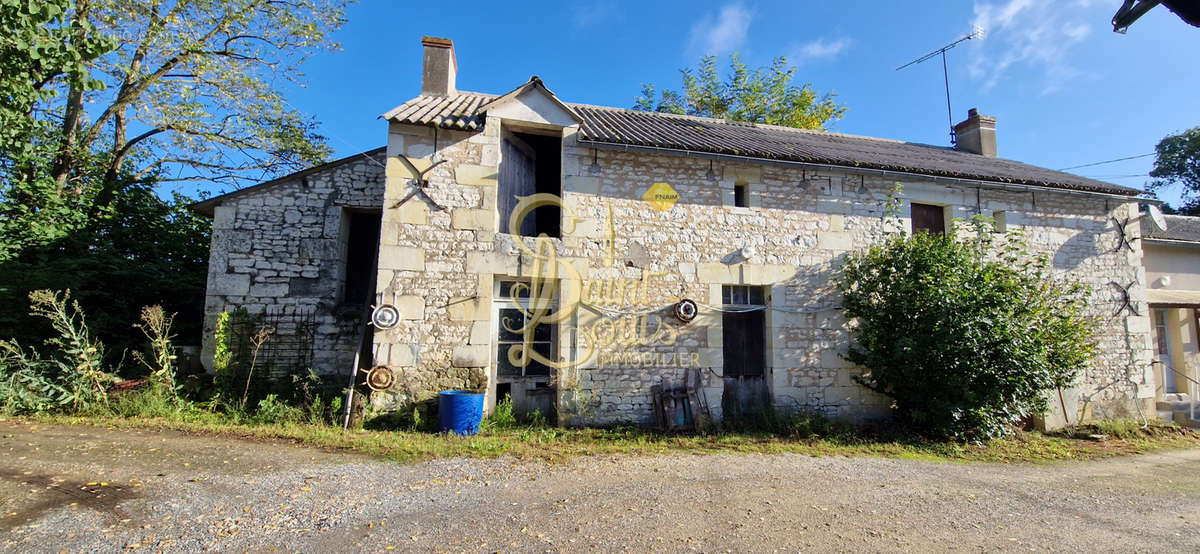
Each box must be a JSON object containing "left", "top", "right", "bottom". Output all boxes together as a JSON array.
[
  {"left": 911, "top": 203, "right": 946, "bottom": 235},
  {"left": 500, "top": 138, "right": 536, "bottom": 236}
]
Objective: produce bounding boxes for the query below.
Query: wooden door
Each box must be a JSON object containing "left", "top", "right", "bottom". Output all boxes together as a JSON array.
[{"left": 722, "top": 310, "right": 768, "bottom": 419}]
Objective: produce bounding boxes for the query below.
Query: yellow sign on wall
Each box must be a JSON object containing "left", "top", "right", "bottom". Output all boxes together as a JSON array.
[{"left": 642, "top": 182, "right": 679, "bottom": 211}]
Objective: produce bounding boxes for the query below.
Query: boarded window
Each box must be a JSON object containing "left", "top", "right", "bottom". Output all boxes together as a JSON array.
[
  {"left": 342, "top": 210, "right": 381, "bottom": 305},
  {"left": 499, "top": 130, "right": 561, "bottom": 237},
  {"left": 911, "top": 203, "right": 946, "bottom": 235},
  {"left": 721, "top": 285, "right": 766, "bottom": 378}
]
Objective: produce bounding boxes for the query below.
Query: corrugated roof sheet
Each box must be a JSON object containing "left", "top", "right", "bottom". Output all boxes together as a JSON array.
[
  {"left": 383, "top": 88, "right": 1142, "bottom": 196},
  {"left": 1143, "top": 214, "right": 1200, "bottom": 243},
  {"left": 381, "top": 92, "right": 491, "bottom": 131}
]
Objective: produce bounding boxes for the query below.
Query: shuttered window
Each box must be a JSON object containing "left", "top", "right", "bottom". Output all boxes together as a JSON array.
[{"left": 911, "top": 203, "right": 946, "bottom": 236}]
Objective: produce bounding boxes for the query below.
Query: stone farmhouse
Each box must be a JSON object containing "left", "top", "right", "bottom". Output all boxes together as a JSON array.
[{"left": 194, "top": 36, "right": 1160, "bottom": 427}]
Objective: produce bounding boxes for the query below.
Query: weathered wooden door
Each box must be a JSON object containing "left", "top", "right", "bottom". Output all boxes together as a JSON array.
[{"left": 721, "top": 309, "right": 768, "bottom": 419}]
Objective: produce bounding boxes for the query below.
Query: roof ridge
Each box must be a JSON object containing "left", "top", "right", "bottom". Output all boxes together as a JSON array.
[
  {"left": 394, "top": 92, "right": 954, "bottom": 150},
  {"left": 567, "top": 102, "right": 919, "bottom": 146},
  {"left": 383, "top": 89, "right": 1140, "bottom": 196}
]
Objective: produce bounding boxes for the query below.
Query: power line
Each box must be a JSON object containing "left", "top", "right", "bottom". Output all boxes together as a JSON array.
[
  {"left": 1081, "top": 174, "right": 1151, "bottom": 179},
  {"left": 1057, "top": 153, "right": 1155, "bottom": 171}
]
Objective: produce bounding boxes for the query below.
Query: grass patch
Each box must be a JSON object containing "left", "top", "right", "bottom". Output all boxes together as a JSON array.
[{"left": 20, "top": 412, "right": 1200, "bottom": 466}]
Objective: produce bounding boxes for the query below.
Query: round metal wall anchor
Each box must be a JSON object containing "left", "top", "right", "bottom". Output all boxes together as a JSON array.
[
  {"left": 366, "top": 365, "right": 395, "bottom": 391},
  {"left": 674, "top": 299, "right": 698, "bottom": 323},
  {"left": 371, "top": 304, "right": 401, "bottom": 329}
]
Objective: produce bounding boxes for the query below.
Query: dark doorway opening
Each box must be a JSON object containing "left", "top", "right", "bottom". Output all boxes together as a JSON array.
[
  {"left": 721, "top": 285, "right": 769, "bottom": 420},
  {"left": 343, "top": 210, "right": 381, "bottom": 306}
]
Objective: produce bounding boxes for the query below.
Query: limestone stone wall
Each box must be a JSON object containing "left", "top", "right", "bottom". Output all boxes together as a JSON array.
[
  {"left": 201, "top": 151, "right": 387, "bottom": 376},
  {"left": 372, "top": 117, "right": 1155, "bottom": 427}
]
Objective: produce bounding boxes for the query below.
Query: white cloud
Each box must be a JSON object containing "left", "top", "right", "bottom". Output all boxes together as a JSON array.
[
  {"left": 969, "top": 0, "right": 1098, "bottom": 94},
  {"left": 686, "top": 3, "right": 754, "bottom": 57},
  {"left": 570, "top": 1, "right": 616, "bottom": 28},
  {"left": 792, "top": 37, "right": 852, "bottom": 63}
]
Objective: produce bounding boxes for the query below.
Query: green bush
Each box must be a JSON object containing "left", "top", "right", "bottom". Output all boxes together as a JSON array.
[
  {"left": 482, "top": 396, "right": 518, "bottom": 430},
  {"left": 252, "top": 394, "right": 304, "bottom": 425},
  {"left": 836, "top": 217, "right": 1096, "bottom": 440}
]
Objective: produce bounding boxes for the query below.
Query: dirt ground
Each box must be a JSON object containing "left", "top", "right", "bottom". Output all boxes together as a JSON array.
[{"left": 1, "top": 420, "right": 1199, "bottom": 552}]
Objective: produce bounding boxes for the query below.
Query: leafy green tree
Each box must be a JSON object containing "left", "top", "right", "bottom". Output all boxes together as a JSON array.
[
  {"left": 0, "top": 0, "right": 116, "bottom": 257},
  {"left": 0, "top": 0, "right": 347, "bottom": 360},
  {"left": 1148, "top": 126, "right": 1200, "bottom": 214},
  {"left": 836, "top": 218, "right": 1096, "bottom": 440},
  {"left": 0, "top": 178, "right": 211, "bottom": 365},
  {"left": 633, "top": 53, "right": 847, "bottom": 130},
  {"left": 1, "top": 0, "right": 347, "bottom": 261}
]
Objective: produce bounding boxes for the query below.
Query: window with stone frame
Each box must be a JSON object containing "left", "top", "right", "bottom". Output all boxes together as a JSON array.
[
  {"left": 910, "top": 203, "right": 947, "bottom": 236},
  {"left": 734, "top": 181, "right": 749, "bottom": 208},
  {"left": 494, "top": 279, "right": 556, "bottom": 378}
]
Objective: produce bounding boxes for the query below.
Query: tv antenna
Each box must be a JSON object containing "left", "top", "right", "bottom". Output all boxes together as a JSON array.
[{"left": 896, "top": 26, "right": 985, "bottom": 145}]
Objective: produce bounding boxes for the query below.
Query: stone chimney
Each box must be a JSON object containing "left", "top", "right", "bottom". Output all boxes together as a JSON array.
[
  {"left": 421, "top": 36, "right": 456, "bottom": 97},
  {"left": 953, "top": 108, "right": 997, "bottom": 157}
]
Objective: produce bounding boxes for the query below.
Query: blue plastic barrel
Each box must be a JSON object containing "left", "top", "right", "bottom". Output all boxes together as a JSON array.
[{"left": 438, "top": 390, "right": 485, "bottom": 436}]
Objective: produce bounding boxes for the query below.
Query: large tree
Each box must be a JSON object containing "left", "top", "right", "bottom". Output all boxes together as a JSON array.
[
  {"left": 1148, "top": 126, "right": 1200, "bottom": 214},
  {"left": 0, "top": 0, "right": 347, "bottom": 356},
  {"left": 1, "top": 0, "right": 347, "bottom": 260},
  {"left": 633, "top": 53, "right": 847, "bottom": 130},
  {"left": 0, "top": 0, "right": 116, "bottom": 257}
]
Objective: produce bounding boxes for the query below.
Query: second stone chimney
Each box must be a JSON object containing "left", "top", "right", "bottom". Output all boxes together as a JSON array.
[
  {"left": 421, "top": 36, "right": 456, "bottom": 97},
  {"left": 953, "top": 108, "right": 997, "bottom": 157}
]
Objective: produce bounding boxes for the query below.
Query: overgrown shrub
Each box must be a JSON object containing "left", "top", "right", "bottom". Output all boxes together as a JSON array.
[
  {"left": 836, "top": 217, "right": 1096, "bottom": 440},
  {"left": 0, "top": 290, "right": 114, "bottom": 414},
  {"left": 0, "top": 343, "right": 71, "bottom": 413},
  {"left": 211, "top": 309, "right": 277, "bottom": 411},
  {"left": 133, "top": 306, "right": 180, "bottom": 393}
]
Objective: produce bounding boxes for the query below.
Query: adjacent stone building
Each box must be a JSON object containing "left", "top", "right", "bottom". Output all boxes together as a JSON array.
[
  {"left": 195, "top": 36, "right": 1160, "bottom": 427},
  {"left": 1141, "top": 215, "right": 1200, "bottom": 425}
]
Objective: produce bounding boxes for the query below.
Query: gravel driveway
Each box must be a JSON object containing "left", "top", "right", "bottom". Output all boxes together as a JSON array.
[{"left": 2, "top": 419, "right": 1199, "bottom": 552}]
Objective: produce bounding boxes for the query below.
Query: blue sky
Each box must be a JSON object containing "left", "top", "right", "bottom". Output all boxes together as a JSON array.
[{"left": 279, "top": 0, "right": 1200, "bottom": 206}]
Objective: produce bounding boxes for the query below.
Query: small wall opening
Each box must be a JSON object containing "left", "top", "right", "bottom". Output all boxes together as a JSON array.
[
  {"left": 499, "top": 129, "right": 561, "bottom": 237},
  {"left": 342, "top": 210, "right": 381, "bottom": 306},
  {"left": 734, "top": 182, "right": 749, "bottom": 208}
]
